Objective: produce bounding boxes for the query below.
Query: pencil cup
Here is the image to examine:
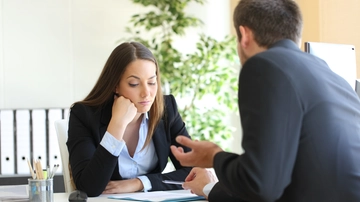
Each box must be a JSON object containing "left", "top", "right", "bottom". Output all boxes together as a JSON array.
[{"left": 28, "top": 178, "right": 54, "bottom": 202}]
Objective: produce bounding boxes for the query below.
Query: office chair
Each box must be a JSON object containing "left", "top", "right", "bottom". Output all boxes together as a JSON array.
[{"left": 54, "top": 119, "right": 75, "bottom": 193}]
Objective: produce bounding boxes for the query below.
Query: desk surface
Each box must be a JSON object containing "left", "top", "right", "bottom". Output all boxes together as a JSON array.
[
  {"left": 55, "top": 193, "right": 107, "bottom": 201},
  {"left": 54, "top": 190, "right": 207, "bottom": 202}
]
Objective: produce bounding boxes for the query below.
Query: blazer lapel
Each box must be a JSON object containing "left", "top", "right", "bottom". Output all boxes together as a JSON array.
[{"left": 152, "top": 119, "right": 169, "bottom": 172}]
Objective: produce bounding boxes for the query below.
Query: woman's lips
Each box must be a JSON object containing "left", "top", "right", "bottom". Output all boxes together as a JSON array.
[{"left": 139, "top": 101, "right": 151, "bottom": 105}]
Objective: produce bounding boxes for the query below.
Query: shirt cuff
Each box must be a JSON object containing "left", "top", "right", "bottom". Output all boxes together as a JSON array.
[
  {"left": 100, "top": 131, "right": 125, "bottom": 156},
  {"left": 137, "top": 176, "right": 152, "bottom": 192},
  {"left": 203, "top": 182, "right": 217, "bottom": 197}
]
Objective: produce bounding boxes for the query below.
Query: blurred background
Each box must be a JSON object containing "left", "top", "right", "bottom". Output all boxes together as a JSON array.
[{"left": 0, "top": 0, "right": 359, "bottom": 192}]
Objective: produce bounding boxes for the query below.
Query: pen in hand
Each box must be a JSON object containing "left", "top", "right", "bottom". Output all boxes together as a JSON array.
[{"left": 162, "top": 180, "right": 184, "bottom": 185}]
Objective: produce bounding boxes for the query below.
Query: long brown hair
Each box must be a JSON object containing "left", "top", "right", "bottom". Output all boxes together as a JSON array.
[{"left": 76, "top": 42, "right": 164, "bottom": 148}]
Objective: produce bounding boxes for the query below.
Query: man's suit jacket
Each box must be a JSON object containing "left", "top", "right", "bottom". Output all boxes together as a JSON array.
[
  {"left": 67, "top": 94, "right": 191, "bottom": 197},
  {"left": 209, "top": 40, "right": 360, "bottom": 202}
]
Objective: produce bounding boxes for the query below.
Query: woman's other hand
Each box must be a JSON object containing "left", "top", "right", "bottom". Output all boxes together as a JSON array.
[{"left": 102, "top": 179, "right": 144, "bottom": 194}]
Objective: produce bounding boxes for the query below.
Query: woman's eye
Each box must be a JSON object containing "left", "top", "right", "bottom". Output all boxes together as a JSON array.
[
  {"left": 148, "top": 82, "right": 156, "bottom": 85},
  {"left": 129, "top": 83, "right": 138, "bottom": 87}
]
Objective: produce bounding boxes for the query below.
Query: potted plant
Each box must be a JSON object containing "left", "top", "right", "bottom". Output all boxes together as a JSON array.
[{"left": 123, "top": 0, "right": 239, "bottom": 149}]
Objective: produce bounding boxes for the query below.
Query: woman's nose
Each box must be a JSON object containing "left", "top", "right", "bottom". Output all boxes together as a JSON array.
[{"left": 141, "top": 86, "right": 150, "bottom": 98}]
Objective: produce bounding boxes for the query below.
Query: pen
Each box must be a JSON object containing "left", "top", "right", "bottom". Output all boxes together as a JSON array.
[
  {"left": 47, "top": 166, "right": 50, "bottom": 179},
  {"left": 50, "top": 164, "right": 59, "bottom": 179},
  {"left": 27, "top": 159, "right": 36, "bottom": 179},
  {"left": 162, "top": 180, "right": 184, "bottom": 185},
  {"left": 42, "top": 169, "right": 48, "bottom": 180}
]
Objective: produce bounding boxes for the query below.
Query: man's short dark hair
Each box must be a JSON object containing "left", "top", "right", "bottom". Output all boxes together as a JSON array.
[{"left": 233, "top": 0, "right": 303, "bottom": 47}]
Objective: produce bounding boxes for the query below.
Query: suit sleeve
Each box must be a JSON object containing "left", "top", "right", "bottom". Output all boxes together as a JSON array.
[
  {"left": 211, "top": 57, "right": 303, "bottom": 201},
  {"left": 208, "top": 183, "right": 247, "bottom": 202},
  {"left": 67, "top": 104, "right": 118, "bottom": 197},
  {"left": 146, "top": 94, "right": 192, "bottom": 190}
]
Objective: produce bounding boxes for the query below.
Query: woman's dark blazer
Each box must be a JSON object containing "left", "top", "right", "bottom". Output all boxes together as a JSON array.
[{"left": 67, "top": 94, "right": 192, "bottom": 197}]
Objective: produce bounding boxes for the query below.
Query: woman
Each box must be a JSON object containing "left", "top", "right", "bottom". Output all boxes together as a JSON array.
[{"left": 67, "top": 42, "right": 192, "bottom": 197}]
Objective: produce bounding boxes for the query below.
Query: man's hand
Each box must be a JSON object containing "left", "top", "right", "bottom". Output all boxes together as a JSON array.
[
  {"left": 102, "top": 178, "right": 143, "bottom": 194},
  {"left": 170, "top": 136, "right": 223, "bottom": 168},
  {"left": 182, "top": 167, "right": 218, "bottom": 198}
]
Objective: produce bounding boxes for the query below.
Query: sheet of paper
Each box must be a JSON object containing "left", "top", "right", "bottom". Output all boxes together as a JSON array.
[
  {"left": 0, "top": 184, "right": 29, "bottom": 200},
  {"left": 107, "top": 190, "right": 205, "bottom": 201}
]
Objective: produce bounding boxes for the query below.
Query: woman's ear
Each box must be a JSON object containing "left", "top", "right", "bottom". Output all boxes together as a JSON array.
[{"left": 114, "top": 86, "right": 120, "bottom": 97}]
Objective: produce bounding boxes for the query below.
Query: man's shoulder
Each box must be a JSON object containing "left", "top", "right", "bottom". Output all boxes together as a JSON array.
[
  {"left": 258, "top": 45, "right": 305, "bottom": 62},
  {"left": 245, "top": 44, "right": 318, "bottom": 73}
]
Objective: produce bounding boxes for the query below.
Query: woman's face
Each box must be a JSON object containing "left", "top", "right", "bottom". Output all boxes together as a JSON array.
[{"left": 116, "top": 59, "right": 158, "bottom": 113}]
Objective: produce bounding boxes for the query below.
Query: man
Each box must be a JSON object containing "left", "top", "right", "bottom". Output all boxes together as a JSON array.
[{"left": 170, "top": 0, "right": 360, "bottom": 201}]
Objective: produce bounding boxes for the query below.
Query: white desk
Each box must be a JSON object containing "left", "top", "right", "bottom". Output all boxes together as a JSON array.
[
  {"left": 54, "top": 190, "right": 207, "bottom": 201},
  {"left": 55, "top": 193, "right": 108, "bottom": 201}
]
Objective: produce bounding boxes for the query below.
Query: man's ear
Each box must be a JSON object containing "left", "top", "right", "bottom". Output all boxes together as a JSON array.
[{"left": 239, "top": 25, "right": 251, "bottom": 48}]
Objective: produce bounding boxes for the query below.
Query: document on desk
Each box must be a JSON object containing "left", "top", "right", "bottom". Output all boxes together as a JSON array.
[
  {"left": 107, "top": 190, "right": 205, "bottom": 201},
  {"left": 0, "top": 184, "right": 28, "bottom": 201}
]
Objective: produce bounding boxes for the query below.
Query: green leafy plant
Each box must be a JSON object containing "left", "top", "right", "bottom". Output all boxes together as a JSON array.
[{"left": 123, "top": 0, "right": 239, "bottom": 149}]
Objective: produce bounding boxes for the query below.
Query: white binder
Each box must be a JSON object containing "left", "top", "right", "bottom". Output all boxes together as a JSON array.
[
  {"left": 0, "top": 110, "right": 15, "bottom": 174},
  {"left": 31, "top": 110, "right": 47, "bottom": 170},
  {"left": 15, "top": 110, "right": 31, "bottom": 174},
  {"left": 48, "top": 109, "right": 62, "bottom": 174}
]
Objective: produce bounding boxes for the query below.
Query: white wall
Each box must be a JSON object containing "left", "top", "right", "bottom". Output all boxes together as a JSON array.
[
  {"left": 0, "top": 0, "right": 242, "bottom": 153},
  {"left": 0, "top": 0, "right": 145, "bottom": 109},
  {"left": 0, "top": 0, "right": 234, "bottom": 109},
  {"left": 0, "top": 1, "right": 3, "bottom": 108}
]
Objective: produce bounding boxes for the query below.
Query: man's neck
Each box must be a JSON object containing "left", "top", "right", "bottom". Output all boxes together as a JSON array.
[{"left": 248, "top": 44, "right": 268, "bottom": 58}]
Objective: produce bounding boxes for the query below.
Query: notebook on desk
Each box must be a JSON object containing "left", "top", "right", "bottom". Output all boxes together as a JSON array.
[
  {"left": 0, "top": 184, "right": 28, "bottom": 201},
  {"left": 107, "top": 190, "right": 206, "bottom": 202}
]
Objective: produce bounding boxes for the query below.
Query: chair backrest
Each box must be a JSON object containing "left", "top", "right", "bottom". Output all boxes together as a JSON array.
[{"left": 54, "top": 119, "right": 74, "bottom": 193}]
